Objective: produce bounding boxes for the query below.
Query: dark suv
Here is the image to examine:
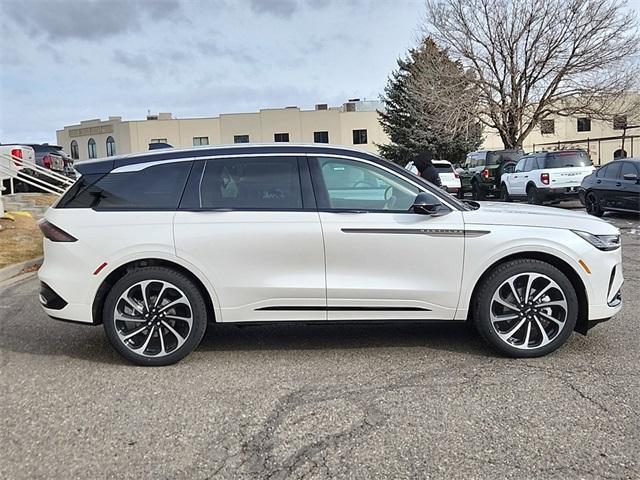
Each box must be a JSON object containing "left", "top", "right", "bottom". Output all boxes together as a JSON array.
[{"left": 459, "top": 149, "right": 523, "bottom": 199}]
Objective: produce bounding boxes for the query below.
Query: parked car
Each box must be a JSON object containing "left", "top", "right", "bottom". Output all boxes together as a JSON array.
[
  {"left": 433, "top": 160, "right": 461, "bottom": 194},
  {"left": 579, "top": 158, "right": 640, "bottom": 216},
  {"left": 0, "top": 143, "right": 75, "bottom": 190},
  {"left": 405, "top": 159, "right": 461, "bottom": 193},
  {"left": 38, "top": 144, "right": 623, "bottom": 365},
  {"left": 459, "top": 149, "right": 524, "bottom": 200},
  {"left": 0, "top": 145, "right": 36, "bottom": 193},
  {"left": 501, "top": 149, "right": 595, "bottom": 204}
]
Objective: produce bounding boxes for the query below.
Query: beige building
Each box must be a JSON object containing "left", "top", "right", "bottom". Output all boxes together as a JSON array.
[
  {"left": 58, "top": 96, "right": 638, "bottom": 166},
  {"left": 483, "top": 111, "right": 640, "bottom": 165},
  {"left": 57, "top": 99, "right": 389, "bottom": 162}
]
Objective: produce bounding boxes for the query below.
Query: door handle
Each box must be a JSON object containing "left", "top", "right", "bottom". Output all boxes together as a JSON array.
[
  {"left": 596, "top": 180, "right": 602, "bottom": 184},
  {"left": 616, "top": 182, "right": 622, "bottom": 187}
]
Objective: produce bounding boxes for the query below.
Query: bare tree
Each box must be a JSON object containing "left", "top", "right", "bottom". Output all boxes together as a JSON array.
[{"left": 424, "top": 0, "right": 640, "bottom": 149}]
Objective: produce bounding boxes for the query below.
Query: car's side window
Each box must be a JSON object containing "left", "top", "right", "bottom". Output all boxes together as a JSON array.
[
  {"left": 596, "top": 165, "right": 608, "bottom": 178},
  {"left": 604, "top": 162, "right": 621, "bottom": 179},
  {"left": 199, "top": 156, "right": 303, "bottom": 209},
  {"left": 310, "top": 157, "right": 421, "bottom": 212},
  {"left": 620, "top": 162, "right": 637, "bottom": 179},
  {"left": 514, "top": 159, "right": 525, "bottom": 173},
  {"left": 65, "top": 161, "right": 192, "bottom": 210},
  {"left": 523, "top": 158, "right": 533, "bottom": 172}
]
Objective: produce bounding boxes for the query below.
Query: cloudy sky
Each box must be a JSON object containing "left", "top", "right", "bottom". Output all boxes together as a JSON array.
[
  {"left": 2, "top": 0, "right": 639, "bottom": 145},
  {"left": 0, "top": 0, "right": 425, "bottom": 144}
]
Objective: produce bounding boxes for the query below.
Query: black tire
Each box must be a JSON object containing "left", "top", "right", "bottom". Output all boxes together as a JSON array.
[
  {"left": 471, "top": 182, "right": 485, "bottom": 200},
  {"left": 500, "top": 184, "right": 512, "bottom": 202},
  {"left": 585, "top": 191, "right": 604, "bottom": 217},
  {"left": 526, "top": 185, "right": 541, "bottom": 205},
  {"left": 474, "top": 259, "right": 578, "bottom": 358},
  {"left": 103, "top": 266, "right": 208, "bottom": 366}
]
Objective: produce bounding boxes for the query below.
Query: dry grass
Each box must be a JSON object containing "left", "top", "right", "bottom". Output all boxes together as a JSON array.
[
  {"left": 0, "top": 214, "right": 43, "bottom": 269},
  {"left": 31, "top": 194, "right": 58, "bottom": 207}
]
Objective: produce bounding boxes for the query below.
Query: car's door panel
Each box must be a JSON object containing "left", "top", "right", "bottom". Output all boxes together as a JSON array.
[
  {"left": 173, "top": 156, "right": 326, "bottom": 322},
  {"left": 309, "top": 155, "right": 465, "bottom": 321},
  {"left": 318, "top": 211, "right": 465, "bottom": 320}
]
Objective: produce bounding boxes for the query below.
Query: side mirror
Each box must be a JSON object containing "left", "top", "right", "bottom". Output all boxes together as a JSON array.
[
  {"left": 411, "top": 192, "right": 442, "bottom": 215},
  {"left": 623, "top": 173, "right": 639, "bottom": 182}
]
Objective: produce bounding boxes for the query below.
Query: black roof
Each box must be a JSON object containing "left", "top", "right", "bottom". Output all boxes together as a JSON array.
[{"left": 75, "top": 144, "right": 381, "bottom": 175}]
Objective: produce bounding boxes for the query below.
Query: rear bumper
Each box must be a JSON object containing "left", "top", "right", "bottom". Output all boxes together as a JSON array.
[{"left": 538, "top": 186, "right": 580, "bottom": 201}]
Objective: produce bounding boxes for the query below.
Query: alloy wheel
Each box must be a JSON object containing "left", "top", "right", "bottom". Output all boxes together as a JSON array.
[
  {"left": 585, "top": 193, "right": 603, "bottom": 216},
  {"left": 490, "top": 272, "right": 568, "bottom": 350},
  {"left": 113, "top": 280, "right": 193, "bottom": 358}
]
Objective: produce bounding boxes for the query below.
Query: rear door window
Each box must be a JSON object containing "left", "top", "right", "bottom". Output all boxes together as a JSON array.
[
  {"left": 60, "top": 161, "right": 192, "bottom": 210},
  {"left": 198, "top": 156, "right": 303, "bottom": 209},
  {"left": 620, "top": 162, "right": 638, "bottom": 179}
]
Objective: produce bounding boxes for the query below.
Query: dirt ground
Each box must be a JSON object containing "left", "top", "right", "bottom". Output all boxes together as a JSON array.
[{"left": 0, "top": 214, "right": 43, "bottom": 269}]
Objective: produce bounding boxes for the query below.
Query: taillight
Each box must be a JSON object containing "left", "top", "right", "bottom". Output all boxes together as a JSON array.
[
  {"left": 42, "top": 154, "right": 52, "bottom": 169},
  {"left": 37, "top": 220, "right": 77, "bottom": 242},
  {"left": 11, "top": 148, "right": 22, "bottom": 167},
  {"left": 541, "top": 172, "right": 550, "bottom": 185},
  {"left": 482, "top": 169, "right": 490, "bottom": 179}
]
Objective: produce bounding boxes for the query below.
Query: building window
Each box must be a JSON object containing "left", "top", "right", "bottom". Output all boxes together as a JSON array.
[
  {"left": 314, "top": 131, "right": 329, "bottom": 143},
  {"left": 613, "top": 115, "right": 628, "bottom": 130},
  {"left": 577, "top": 118, "right": 591, "bottom": 132},
  {"left": 540, "top": 119, "right": 555, "bottom": 134},
  {"left": 193, "top": 136, "right": 209, "bottom": 146},
  {"left": 106, "top": 136, "right": 116, "bottom": 156},
  {"left": 88, "top": 138, "right": 97, "bottom": 159},
  {"left": 274, "top": 133, "right": 290, "bottom": 142},
  {"left": 234, "top": 135, "right": 250, "bottom": 143},
  {"left": 70, "top": 140, "right": 79, "bottom": 160},
  {"left": 352, "top": 129, "right": 368, "bottom": 144},
  {"left": 150, "top": 138, "right": 168, "bottom": 144}
]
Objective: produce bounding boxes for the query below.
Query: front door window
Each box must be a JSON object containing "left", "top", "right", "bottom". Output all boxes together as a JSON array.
[{"left": 311, "top": 157, "right": 420, "bottom": 212}]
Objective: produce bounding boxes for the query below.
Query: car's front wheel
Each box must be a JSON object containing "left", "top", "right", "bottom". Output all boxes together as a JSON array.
[
  {"left": 500, "top": 184, "right": 512, "bottom": 202},
  {"left": 585, "top": 191, "right": 605, "bottom": 217},
  {"left": 103, "top": 267, "right": 208, "bottom": 366},
  {"left": 474, "top": 259, "right": 578, "bottom": 357}
]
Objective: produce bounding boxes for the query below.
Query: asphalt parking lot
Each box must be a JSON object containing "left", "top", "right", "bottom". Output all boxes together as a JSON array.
[{"left": 1, "top": 209, "right": 639, "bottom": 479}]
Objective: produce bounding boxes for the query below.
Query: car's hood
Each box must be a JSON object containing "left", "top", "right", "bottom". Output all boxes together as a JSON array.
[{"left": 463, "top": 202, "right": 619, "bottom": 235}]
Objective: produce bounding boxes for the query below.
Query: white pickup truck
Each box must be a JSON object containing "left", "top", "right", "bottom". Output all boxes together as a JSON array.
[{"left": 501, "top": 149, "right": 595, "bottom": 204}]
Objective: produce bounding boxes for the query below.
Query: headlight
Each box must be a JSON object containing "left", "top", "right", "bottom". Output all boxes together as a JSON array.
[{"left": 572, "top": 230, "right": 621, "bottom": 251}]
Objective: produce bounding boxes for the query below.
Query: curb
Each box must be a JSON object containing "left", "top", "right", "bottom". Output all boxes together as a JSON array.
[{"left": 0, "top": 256, "right": 43, "bottom": 283}]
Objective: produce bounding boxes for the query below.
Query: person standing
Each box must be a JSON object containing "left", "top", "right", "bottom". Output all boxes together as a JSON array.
[{"left": 412, "top": 151, "right": 442, "bottom": 187}]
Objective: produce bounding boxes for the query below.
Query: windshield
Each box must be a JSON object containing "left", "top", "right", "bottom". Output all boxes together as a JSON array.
[
  {"left": 544, "top": 151, "right": 593, "bottom": 168},
  {"left": 486, "top": 150, "right": 523, "bottom": 166}
]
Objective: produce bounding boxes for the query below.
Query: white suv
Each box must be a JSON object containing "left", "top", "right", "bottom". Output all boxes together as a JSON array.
[
  {"left": 501, "top": 149, "right": 595, "bottom": 204},
  {"left": 38, "top": 144, "right": 623, "bottom": 365}
]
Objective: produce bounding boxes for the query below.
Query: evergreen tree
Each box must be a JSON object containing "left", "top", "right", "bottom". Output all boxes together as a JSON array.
[{"left": 379, "top": 37, "right": 482, "bottom": 165}]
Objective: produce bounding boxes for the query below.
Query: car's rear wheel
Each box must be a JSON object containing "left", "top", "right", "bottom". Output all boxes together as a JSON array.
[
  {"left": 472, "top": 182, "right": 485, "bottom": 200},
  {"left": 103, "top": 267, "right": 208, "bottom": 366},
  {"left": 474, "top": 259, "right": 578, "bottom": 357},
  {"left": 526, "top": 185, "right": 541, "bottom": 205},
  {"left": 585, "top": 192, "right": 604, "bottom": 217}
]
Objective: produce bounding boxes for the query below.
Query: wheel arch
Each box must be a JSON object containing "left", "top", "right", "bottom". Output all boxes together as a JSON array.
[
  {"left": 91, "top": 258, "right": 217, "bottom": 325},
  {"left": 526, "top": 181, "right": 537, "bottom": 192},
  {"left": 467, "top": 251, "right": 589, "bottom": 335}
]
